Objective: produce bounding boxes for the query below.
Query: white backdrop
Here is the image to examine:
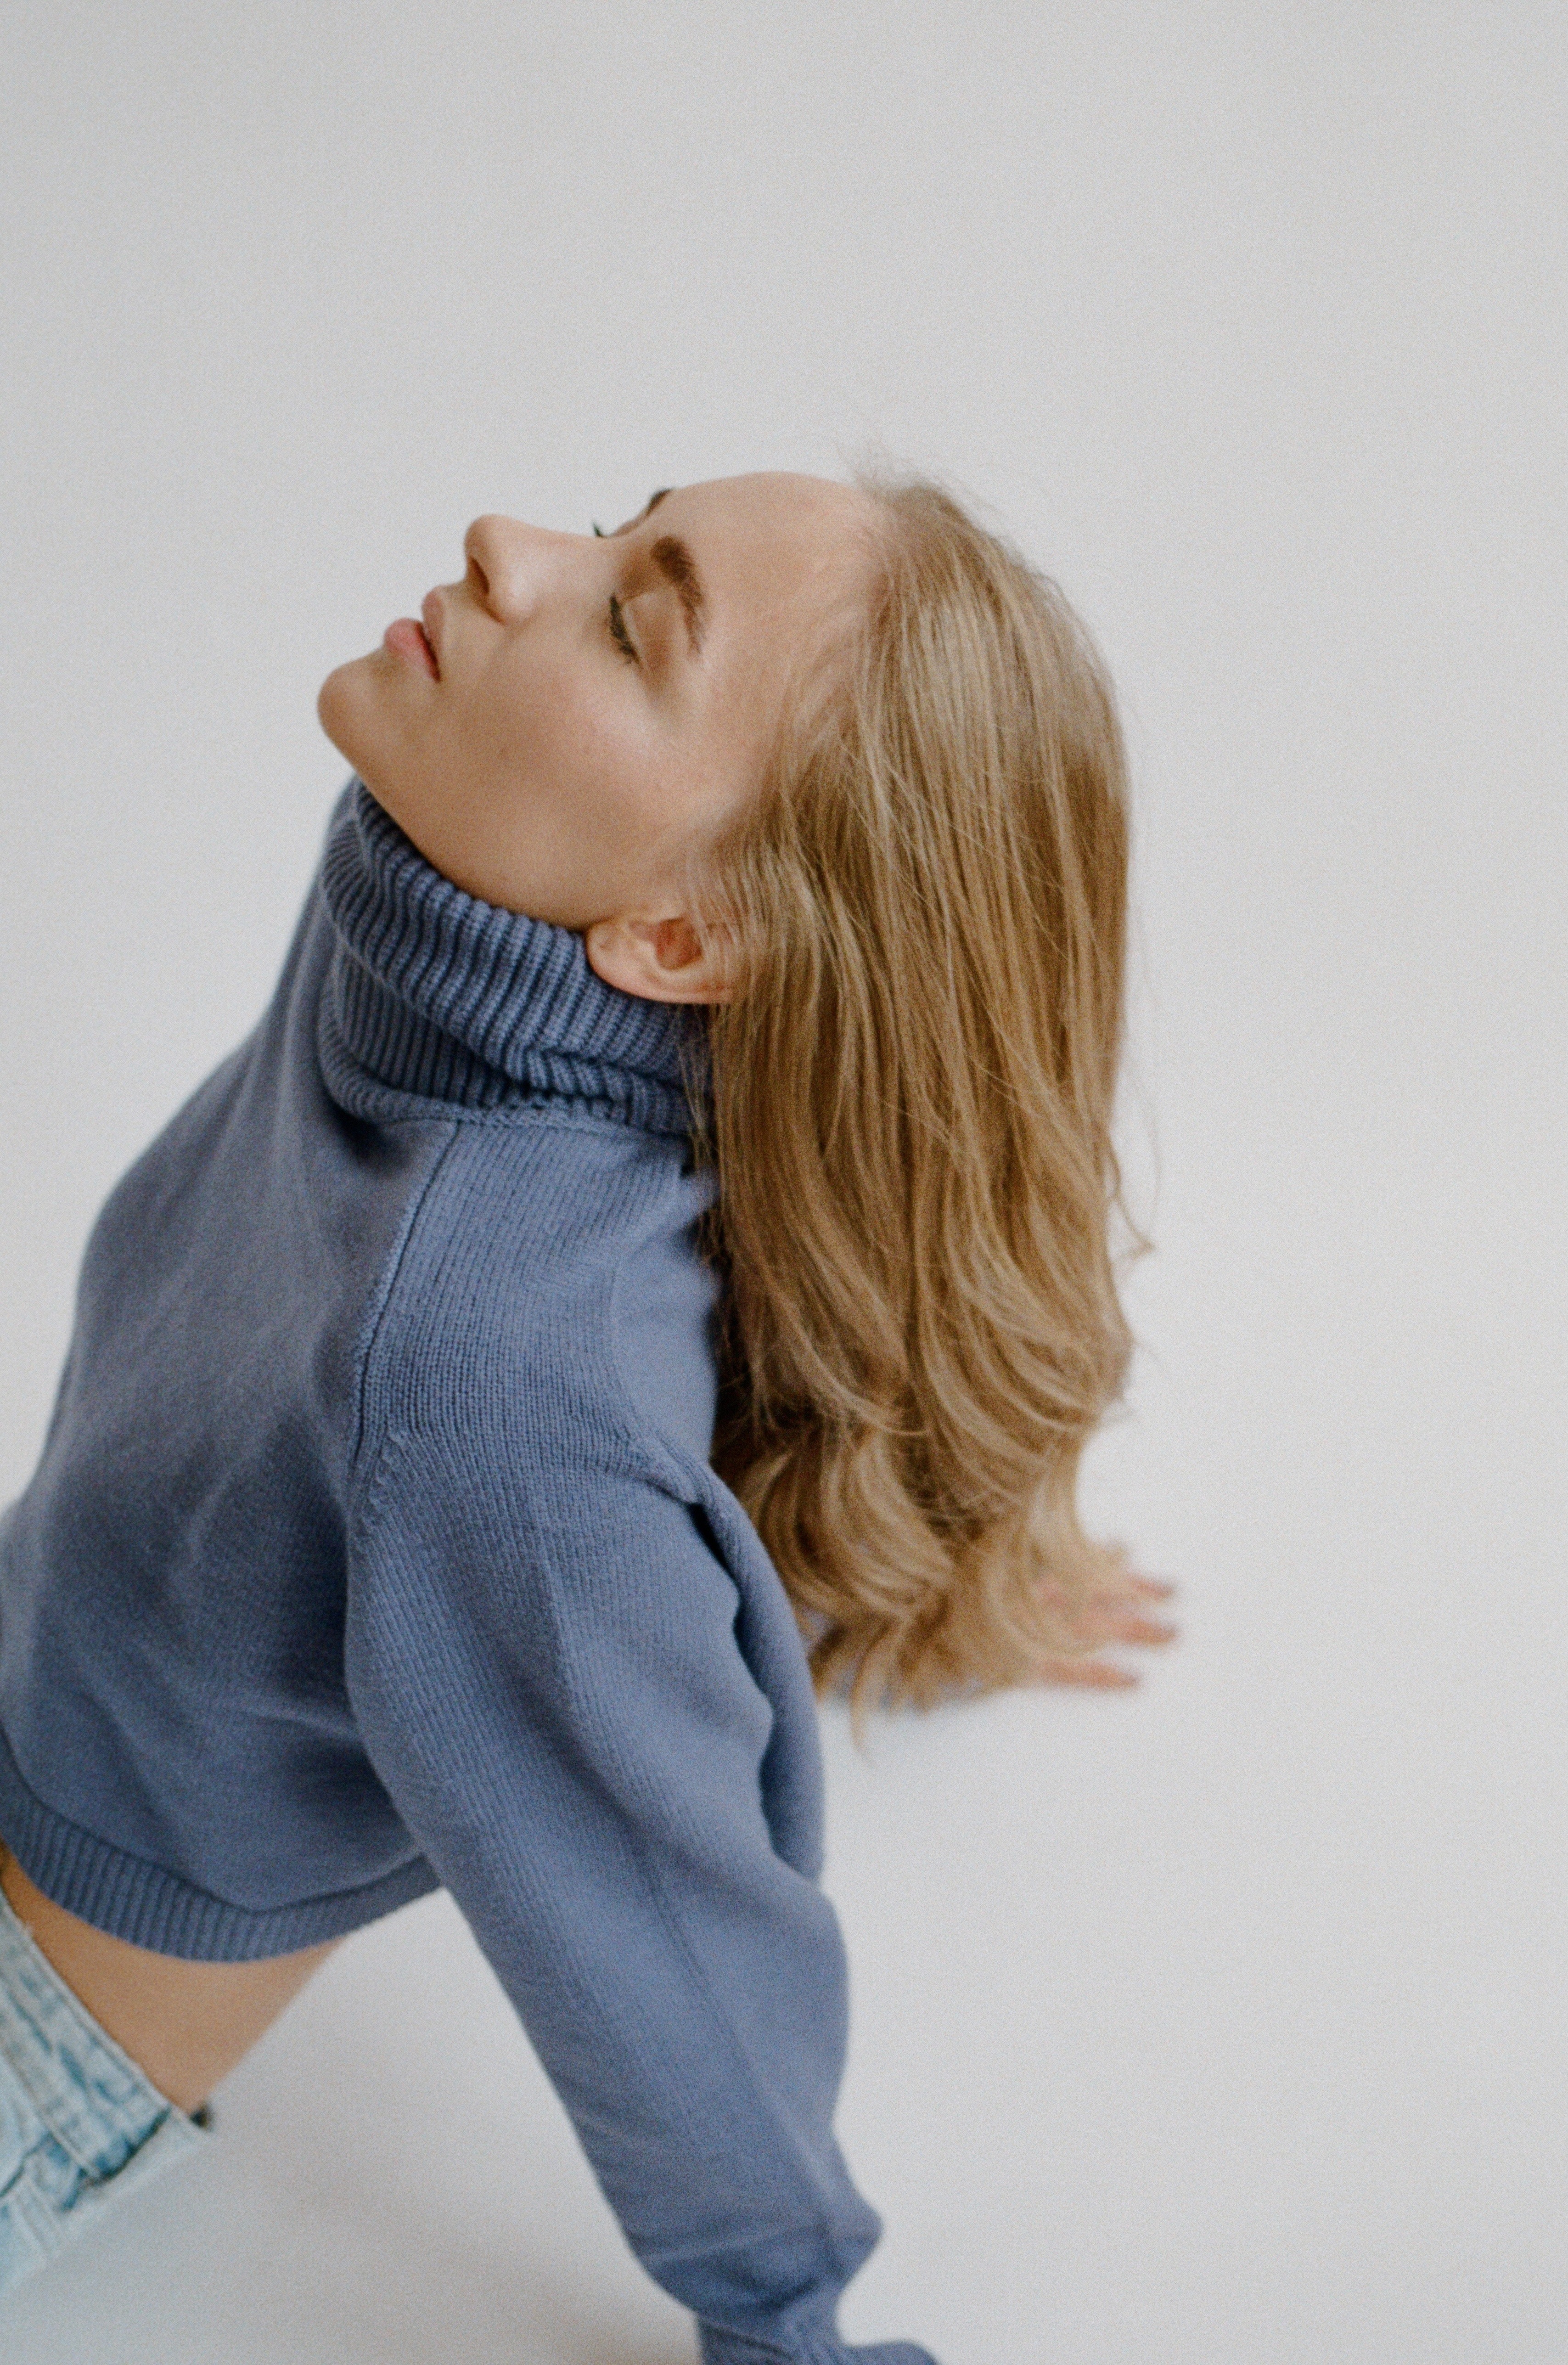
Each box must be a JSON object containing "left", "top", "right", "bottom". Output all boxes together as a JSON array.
[{"left": 2, "top": 6, "right": 1565, "bottom": 2362}]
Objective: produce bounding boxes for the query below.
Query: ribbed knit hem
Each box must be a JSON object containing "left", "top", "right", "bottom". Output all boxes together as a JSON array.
[{"left": 0, "top": 1726, "right": 440, "bottom": 1961}]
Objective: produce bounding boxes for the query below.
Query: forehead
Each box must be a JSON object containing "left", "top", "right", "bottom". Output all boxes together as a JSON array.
[
  {"left": 661, "top": 471, "right": 875, "bottom": 575},
  {"left": 667, "top": 473, "right": 879, "bottom": 655}
]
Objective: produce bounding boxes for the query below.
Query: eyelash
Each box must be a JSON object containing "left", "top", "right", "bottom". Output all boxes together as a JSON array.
[{"left": 607, "top": 592, "right": 638, "bottom": 666}]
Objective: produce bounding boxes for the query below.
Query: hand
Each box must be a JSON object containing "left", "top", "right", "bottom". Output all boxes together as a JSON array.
[{"left": 1033, "top": 1571, "right": 1180, "bottom": 1689}]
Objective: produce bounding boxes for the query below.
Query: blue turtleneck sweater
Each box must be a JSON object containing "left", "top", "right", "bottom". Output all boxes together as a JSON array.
[{"left": 0, "top": 782, "right": 935, "bottom": 2365}]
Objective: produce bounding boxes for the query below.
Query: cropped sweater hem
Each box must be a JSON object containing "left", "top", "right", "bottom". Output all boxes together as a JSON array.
[{"left": 0, "top": 1723, "right": 440, "bottom": 1960}]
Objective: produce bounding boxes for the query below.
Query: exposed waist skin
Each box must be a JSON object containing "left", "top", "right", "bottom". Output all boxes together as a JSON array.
[{"left": 0, "top": 1842, "right": 342, "bottom": 2113}]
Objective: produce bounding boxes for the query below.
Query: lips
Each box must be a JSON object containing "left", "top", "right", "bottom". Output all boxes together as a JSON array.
[{"left": 383, "top": 619, "right": 437, "bottom": 676}]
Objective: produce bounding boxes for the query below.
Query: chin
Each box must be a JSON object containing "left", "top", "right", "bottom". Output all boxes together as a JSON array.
[{"left": 316, "top": 655, "right": 392, "bottom": 787}]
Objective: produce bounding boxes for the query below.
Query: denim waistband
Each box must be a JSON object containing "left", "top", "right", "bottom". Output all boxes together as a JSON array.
[{"left": 0, "top": 1876, "right": 183, "bottom": 2181}]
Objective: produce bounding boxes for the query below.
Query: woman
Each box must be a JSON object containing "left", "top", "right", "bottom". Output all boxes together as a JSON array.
[{"left": 0, "top": 469, "right": 1175, "bottom": 2358}]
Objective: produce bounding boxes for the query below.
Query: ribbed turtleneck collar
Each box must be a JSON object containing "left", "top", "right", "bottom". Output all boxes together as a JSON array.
[{"left": 316, "top": 780, "right": 711, "bottom": 1138}]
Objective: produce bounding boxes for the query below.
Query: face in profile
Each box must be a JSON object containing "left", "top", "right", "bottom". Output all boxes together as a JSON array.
[{"left": 317, "top": 471, "right": 875, "bottom": 1000}]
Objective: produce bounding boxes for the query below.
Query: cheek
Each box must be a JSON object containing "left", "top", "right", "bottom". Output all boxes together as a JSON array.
[{"left": 463, "top": 648, "right": 652, "bottom": 816}]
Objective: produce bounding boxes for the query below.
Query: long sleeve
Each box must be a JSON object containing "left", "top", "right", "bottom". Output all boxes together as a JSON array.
[
  {"left": 0, "top": 772, "right": 936, "bottom": 2356},
  {"left": 342, "top": 1410, "right": 935, "bottom": 2365}
]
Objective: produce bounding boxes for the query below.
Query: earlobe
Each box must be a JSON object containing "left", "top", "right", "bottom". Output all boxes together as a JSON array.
[{"left": 583, "top": 914, "right": 736, "bottom": 1005}]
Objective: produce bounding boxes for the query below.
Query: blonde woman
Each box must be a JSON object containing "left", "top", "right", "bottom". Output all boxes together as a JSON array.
[{"left": 0, "top": 470, "right": 1176, "bottom": 2359}]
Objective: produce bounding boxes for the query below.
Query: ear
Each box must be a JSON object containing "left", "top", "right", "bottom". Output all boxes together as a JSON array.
[{"left": 583, "top": 912, "right": 737, "bottom": 1004}]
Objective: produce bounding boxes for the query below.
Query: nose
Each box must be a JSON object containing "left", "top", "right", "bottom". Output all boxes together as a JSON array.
[{"left": 462, "top": 513, "right": 584, "bottom": 622}]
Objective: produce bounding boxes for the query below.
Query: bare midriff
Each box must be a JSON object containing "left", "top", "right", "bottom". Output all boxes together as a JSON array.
[{"left": 0, "top": 1844, "right": 343, "bottom": 2115}]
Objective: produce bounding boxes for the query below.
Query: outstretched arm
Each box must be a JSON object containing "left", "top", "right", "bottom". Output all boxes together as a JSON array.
[{"left": 344, "top": 1417, "right": 937, "bottom": 2365}]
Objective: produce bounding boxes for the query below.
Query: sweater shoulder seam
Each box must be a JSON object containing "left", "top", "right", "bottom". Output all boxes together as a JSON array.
[
  {"left": 348, "top": 1122, "right": 699, "bottom": 1506},
  {"left": 344, "top": 1118, "right": 464, "bottom": 1488}
]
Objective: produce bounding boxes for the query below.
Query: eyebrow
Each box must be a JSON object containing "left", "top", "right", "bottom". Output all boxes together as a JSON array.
[{"left": 648, "top": 532, "right": 707, "bottom": 656}]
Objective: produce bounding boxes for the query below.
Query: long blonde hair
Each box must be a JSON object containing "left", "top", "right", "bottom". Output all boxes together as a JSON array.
[{"left": 681, "top": 471, "right": 1144, "bottom": 1717}]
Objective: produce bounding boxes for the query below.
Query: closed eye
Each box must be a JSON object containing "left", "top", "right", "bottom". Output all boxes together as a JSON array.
[{"left": 607, "top": 592, "right": 639, "bottom": 665}]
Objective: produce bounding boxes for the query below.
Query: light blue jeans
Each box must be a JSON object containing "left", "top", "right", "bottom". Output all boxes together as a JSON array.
[{"left": 0, "top": 1877, "right": 212, "bottom": 2297}]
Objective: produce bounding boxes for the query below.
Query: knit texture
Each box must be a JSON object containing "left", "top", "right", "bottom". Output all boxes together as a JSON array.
[{"left": 0, "top": 780, "right": 936, "bottom": 2362}]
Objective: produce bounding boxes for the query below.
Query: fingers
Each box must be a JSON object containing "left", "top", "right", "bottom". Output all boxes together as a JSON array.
[
  {"left": 1094, "top": 1576, "right": 1180, "bottom": 1633},
  {"left": 1048, "top": 1572, "right": 1179, "bottom": 1610},
  {"left": 1033, "top": 1581, "right": 1183, "bottom": 1686},
  {"left": 1092, "top": 1610, "right": 1179, "bottom": 1644},
  {"left": 1030, "top": 1570, "right": 1182, "bottom": 1690},
  {"left": 1034, "top": 1656, "right": 1141, "bottom": 1688}
]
